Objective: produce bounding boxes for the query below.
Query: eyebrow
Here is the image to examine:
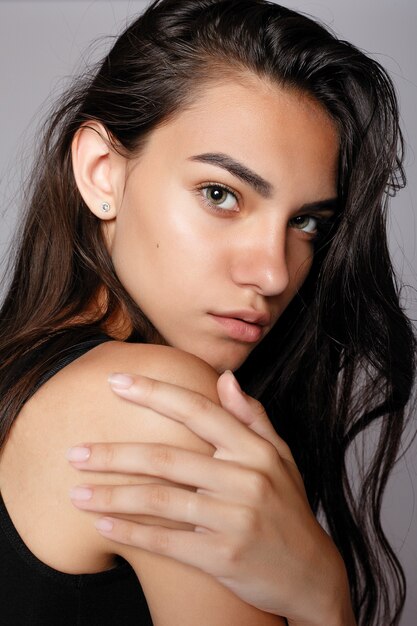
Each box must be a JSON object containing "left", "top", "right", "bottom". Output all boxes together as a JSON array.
[
  {"left": 188, "top": 152, "right": 273, "bottom": 198},
  {"left": 188, "top": 152, "right": 339, "bottom": 212},
  {"left": 298, "top": 198, "right": 339, "bottom": 214}
]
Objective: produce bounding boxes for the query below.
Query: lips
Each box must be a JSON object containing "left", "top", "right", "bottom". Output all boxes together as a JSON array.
[
  {"left": 210, "top": 309, "right": 271, "bottom": 325},
  {"left": 208, "top": 310, "right": 270, "bottom": 343}
]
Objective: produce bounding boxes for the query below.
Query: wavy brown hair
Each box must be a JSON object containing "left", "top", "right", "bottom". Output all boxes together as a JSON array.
[{"left": 0, "top": 1, "right": 415, "bottom": 624}]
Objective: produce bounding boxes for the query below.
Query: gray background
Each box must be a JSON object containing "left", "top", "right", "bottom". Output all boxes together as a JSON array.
[{"left": 0, "top": 1, "right": 416, "bottom": 624}]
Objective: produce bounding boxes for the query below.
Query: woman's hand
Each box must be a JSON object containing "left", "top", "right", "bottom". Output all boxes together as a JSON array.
[{"left": 67, "top": 371, "right": 355, "bottom": 626}]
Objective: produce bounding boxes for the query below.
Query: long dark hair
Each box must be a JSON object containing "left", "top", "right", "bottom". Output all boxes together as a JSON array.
[{"left": 0, "top": 1, "right": 415, "bottom": 624}]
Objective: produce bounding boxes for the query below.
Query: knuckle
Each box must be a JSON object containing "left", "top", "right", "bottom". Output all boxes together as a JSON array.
[
  {"left": 245, "top": 470, "right": 271, "bottom": 502},
  {"left": 148, "top": 527, "right": 170, "bottom": 553},
  {"left": 146, "top": 484, "right": 170, "bottom": 512},
  {"left": 148, "top": 444, "right": 174, "bottom": 472},
  {"left": 251, "top": 397, "right": 266, "bottom": 418},
  {"left": 102, "top": 486, "right": 114, "bottom": 507},
  {"left": 260, "top": 442, "right": 280, "bottom": 468},
  {"left": 139, "top": 376, "right": 157, "bottom": 404},
  {"left": 236, "top": 505, "right": 259, "bottom": 534},
  {"left": 104, "top": 444, "right": 115, "bottom": 467},
  {"left": 252, "top": 439, "right": 280, "bottom": 470},
  {"left": 96, "top": 443, "right": 115, "bottom": 468},
  {"left": 279, "top": 440, "right": 293, "bottom": 460},
  {"left": 190, "top": 391, "right": 213, "bottom": 414},
  {"left": 120, "top": 523, "right": 134, "bottom": 544},
  {"left": 219, "top": 539, "right": 243, "bottom": 565}
]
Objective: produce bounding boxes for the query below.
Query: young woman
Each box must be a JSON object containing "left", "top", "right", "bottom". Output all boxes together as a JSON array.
[{"left": 0, "top": 1, "right": 414, "bottom": 625}]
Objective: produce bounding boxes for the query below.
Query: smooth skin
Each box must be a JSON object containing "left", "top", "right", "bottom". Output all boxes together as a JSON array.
[
  {"left": 69, "top": 371, "right": 356, "bottom": 626},
  {"left": 0, "top": 342, "right": 283, "bottom": 626},
  {"left": 77, "top": 76, "right": 338, "bottom": 372},
  {"left": 0, "top": 75, "right": 355, "bottom": 625}
]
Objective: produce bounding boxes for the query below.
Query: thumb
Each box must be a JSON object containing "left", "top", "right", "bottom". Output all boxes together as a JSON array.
[
  {"left": 218, "top": 371, "right": 297, "bottom": 465},
  {"left": 217, "top": 370, "right": 281, "bottom": 445}
]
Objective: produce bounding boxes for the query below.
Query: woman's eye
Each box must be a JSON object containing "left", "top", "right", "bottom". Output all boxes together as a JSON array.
[
  {"left": 289, "top": 215, "right": 318, "bottom": 234},
  {"left": 201, "top": 185, "right": 238, "bottom": 211}
]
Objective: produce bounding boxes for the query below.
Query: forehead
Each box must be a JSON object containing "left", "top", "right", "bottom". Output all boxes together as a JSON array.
[{"left": 140, "top": 77, "right": 339, "bottom": 196}]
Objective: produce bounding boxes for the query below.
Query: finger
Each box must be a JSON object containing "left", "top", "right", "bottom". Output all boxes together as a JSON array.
[
  {"left": 67, "top": 442, "right": 260, "bottom": 498},
  {"left": 70, "top": 483, "right": 240, "bottom": 532},
  {"left": 217, "top": 372, "right": 296, "bottom": 465},
  {"left": 108, "top": 374, "right": 257, "bottom": 455},
  {"left": 217, "top": 371, "right": 281, "bottom": 441},
  {"left": 94, "top": 517, "right": 228, "bottom": 577}
]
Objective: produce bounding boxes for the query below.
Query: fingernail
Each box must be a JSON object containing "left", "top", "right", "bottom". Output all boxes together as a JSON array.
[
  {"left": 108, "top": 373, "right": 134, "bottom": 389},
  {"left": 69, "top": 486, "right": 93, "bottom": 501},
  {"left": 95, "top": 518, "right": 114, "bottom": 532},
  {"left": 66, "top": 446, "right": 91, "bottom": 462},
  {"left": 224, "top": 369, "right": 242, "bottom": 392}
]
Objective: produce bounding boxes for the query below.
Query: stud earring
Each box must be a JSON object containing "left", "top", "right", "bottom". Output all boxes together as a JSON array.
[{"left": 101, "top": 201, "right": 111, "bottom": 213}]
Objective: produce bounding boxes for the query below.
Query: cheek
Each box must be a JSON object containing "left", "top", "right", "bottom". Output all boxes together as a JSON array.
[
  {"left": 287, "top": 237, "right": 314, "bottom": 289},
  {"left": 110, "top": 193, "right": 221, "bottom": 296}
]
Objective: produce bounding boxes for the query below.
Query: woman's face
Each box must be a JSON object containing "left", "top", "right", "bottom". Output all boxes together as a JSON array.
[{"left": 109, "top": 77, "right": 339, "bottom": 372}]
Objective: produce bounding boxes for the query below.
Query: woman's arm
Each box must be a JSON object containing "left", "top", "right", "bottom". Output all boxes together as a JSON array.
[
  {"left": 68, "top": 368, "right": 357, "bottom": 626},
  {"left": 0, "top": 340, "right": 285, "bottom": 625}
]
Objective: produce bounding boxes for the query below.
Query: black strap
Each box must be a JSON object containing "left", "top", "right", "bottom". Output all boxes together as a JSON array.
[{"left": 32, "top": 333, "right": 112, "bottom": 395}]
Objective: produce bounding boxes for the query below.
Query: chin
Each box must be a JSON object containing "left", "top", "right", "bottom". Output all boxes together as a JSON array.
[
  {"left": 203, "top": 348, "right": 252, "bottom": 375},
  {"left": 163, "top": 334, "right": 253, "bottom": 374}
]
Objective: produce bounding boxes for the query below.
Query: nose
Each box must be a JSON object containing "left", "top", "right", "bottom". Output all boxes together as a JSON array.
[{"left": 230, "top": 225, "right": 290, "bottom": 297}]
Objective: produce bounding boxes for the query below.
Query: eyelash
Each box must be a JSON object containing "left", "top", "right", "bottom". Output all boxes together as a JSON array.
[
  {"left": 196, "top": 182, "right": 239, "bottom": 214},
  {"left": 195, "top": 182, "right": 335, "bottom": 240},
  {"left": 288, "top": 215, "right": 334, "bottom": 241}
]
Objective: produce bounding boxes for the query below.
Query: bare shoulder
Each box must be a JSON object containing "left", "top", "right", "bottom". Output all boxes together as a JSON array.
[
  {"left": 56, "top": 340, "right": 220, "bottom": 454},
  {"left": 75, "top": 339, "right": 220, "bottom": 405},
  {"left": 37, "top": 339, "right": 220, "bottom": 452},
  {"left": 0, "top": 341, "right": 218, "bottom": 572},
  {"left": 0, "top": 342, "right": 284, "bottom": 625}
]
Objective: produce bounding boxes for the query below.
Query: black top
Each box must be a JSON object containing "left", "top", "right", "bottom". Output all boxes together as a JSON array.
[{"left": 0, "top": 334, "right": 153, "bottom": 625}]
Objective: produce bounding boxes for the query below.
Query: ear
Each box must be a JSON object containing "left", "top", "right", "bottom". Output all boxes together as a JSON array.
[{"left": 71, "top": 122, "right": 127, "bottom": 227}]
